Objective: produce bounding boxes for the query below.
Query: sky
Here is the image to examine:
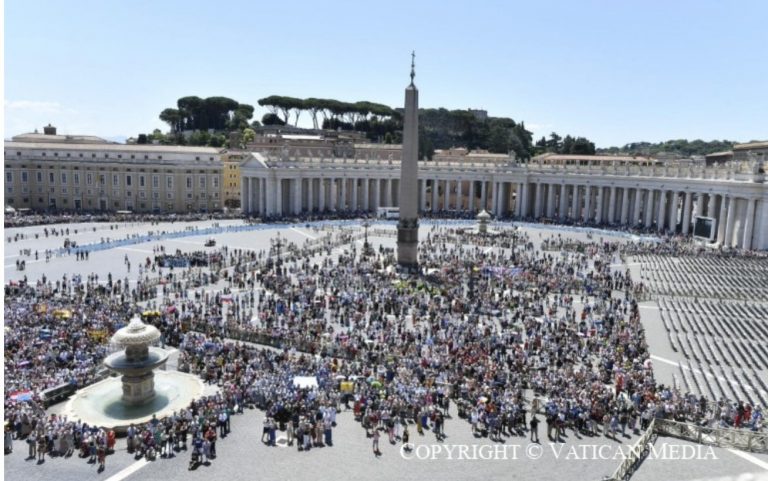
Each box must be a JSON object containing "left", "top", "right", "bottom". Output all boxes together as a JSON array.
[{"left": 3, "top": 0, "right": 767, "bottom": 147}]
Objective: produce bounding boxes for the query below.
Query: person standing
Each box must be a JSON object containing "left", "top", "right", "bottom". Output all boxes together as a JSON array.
[
  {"left": 27, "top": 429, "right": 37, "bottom": 459},
  {"left": 372, "top": 428, "right": 380, "bottom": 456},
  {"left": 5, "top": 424, "right": 13, "bottom": 454},
  {"left": 530, "top": 415, "right": 540, "bottom": 443}
]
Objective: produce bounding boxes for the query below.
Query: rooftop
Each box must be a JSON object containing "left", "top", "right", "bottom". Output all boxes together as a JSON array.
[
  {"left": 11, "top": 132, "right": 113, "bottom": 144},
  {"left": 734, "top": 141, "right": 768, "bottom": 150},
  {"left": 5, "top": 141, "right": 222, "bottom": 155},
  {"left": 534, "top": 152, "right": 656, "bottom": 162}
]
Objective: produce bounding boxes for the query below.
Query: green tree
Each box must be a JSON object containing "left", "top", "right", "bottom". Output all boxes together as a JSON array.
[
  {"left": 242, "top": 128, "right": 256, "bottom": 144},
  {"left": 262, "top": 113, "right": 285, "bottom": 126}
]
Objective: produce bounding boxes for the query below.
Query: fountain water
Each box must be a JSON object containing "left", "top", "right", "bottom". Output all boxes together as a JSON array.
[{"left": 63, "top": 315, "right": 208, "bottom": 431}]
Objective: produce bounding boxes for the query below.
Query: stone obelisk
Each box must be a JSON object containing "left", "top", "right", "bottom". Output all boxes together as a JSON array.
[{"left": 397, "top": 52, "right": 419, "bottom": 269}]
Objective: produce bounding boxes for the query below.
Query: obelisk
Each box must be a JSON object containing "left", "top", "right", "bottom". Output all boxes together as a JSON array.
[{"left": 397, "top": 52, "right": 419, "bottom": 269}]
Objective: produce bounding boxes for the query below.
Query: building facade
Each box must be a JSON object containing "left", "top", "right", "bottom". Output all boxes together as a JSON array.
[
  {"left": 241, "top": 150, "right": 768, "bottom": 250},
  {"left": 4, "top": 132, "right": 223, "bottom": 213},
  {"left": 220, "top": 150, "right": 247, "bottom": 209}
]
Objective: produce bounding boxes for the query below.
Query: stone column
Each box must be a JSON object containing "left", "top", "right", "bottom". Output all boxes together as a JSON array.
[
  {"left": 595, "top": 186, "right": 604, "bottom": 224},
  {"left": 385, "top": 178, "right": 393, "bottom": 207},
  {"left": 716, "top": 195, "right": 728, "bottom": 244},
  {"left": 743, "top": 198, "right": 756, "bottom": 250},
  {"left": 318, "top": 179, "right": 326, "bottom": 211},
  {"left": 469, "top": 180, "right": 476, "bottom": 212},
  {"left": 521, "top": 183, "right": 530, "bottom": 218},
  {"left": 260, "top": 178, "right": 267, "bottom": 216},
  {"left": 351, "top": 178, "right": 358, "bottom": 211},
  {"left": 544, "top": 183, "right": 553, "bottom": 218},
  {"left": 724, "top": 196, "right": 737, "bottom": 247},
  {"left": 571, "top": 185, "right": 580, "bottom": 220},
  {"left": 432, "top": 179, "right": 439, "bottom": 212},
  {"left": 534, "top": 182, "right": 543, "bottom": 217},
  {"left": 608, "top": 187, "right": 618, "bottom": 224},
  {"left": 706, "top": 194, "right": 716, "bottom": 218},
  {"left": 502, "top": 182, "right": 510, "bottom": 216},
  {"left": 420, "top": 179, "right": 427, "bottom": 212},
  {"left": 584, "top": 186, "right": 592, "bottom": 222},
  {"left": 644, "top": 189, "right": 654, "bottom": 227},
  {"left": 668, "top": 191, "right": 679, "bottom": 233},
  {"left": 490, "top": 182, "right": 498, "bottom": 215},
  {"left": 292, "top": 178, "right": 302, "bottom": 214},
  {"left": 373, "top": 179, "right": 381, "bottom": 211},
  {"left": 682, "top": 192, "right": 693, "bottom": 235},
  {"left": 559, "top": 183, "right": 568, "bottom": 221},
  {"left": 329, "top": 179, "right": 337, "bottom": 211},
  {"left": 443, "top": 180, "right": 450, "bottom": 210},
  {"left": 241, "top": 176, "right": 249, "bottom": 214},
  {"left": 620, "top": 188, "right": 630, "bottom": 225},
  {"left": 362, "top": 179, "right": 370, "bottom": 212},
  {"left": 340, "top": 178, "right": 347, "bottom": 210},
  {"left": 656, "top": 190, "right": 666, "bottom": 232},
  {"left": 481, "top": 181, "right": 488, "bottom": 212},
  {"left": 692, "top": 192, "right": 703, "bottom": 219}
]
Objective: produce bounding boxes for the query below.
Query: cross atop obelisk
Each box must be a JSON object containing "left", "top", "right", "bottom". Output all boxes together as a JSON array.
[{"left": 397, "top": 52, "right": 420, "bottom": 269}]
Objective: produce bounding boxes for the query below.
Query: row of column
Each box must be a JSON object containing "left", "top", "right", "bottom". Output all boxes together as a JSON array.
[
  {"left": 242, "top": 176, "right": 759, "bottom": 249},
  {"left": 242, "top": 177, "right": 512, "bottom": 216}
]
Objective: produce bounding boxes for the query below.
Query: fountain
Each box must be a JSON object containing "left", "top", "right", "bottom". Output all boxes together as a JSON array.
[
  {"left": 105, "top": 316, "right": 169, "bottom": 406},
  {"left": 476, "top": 209, "right": 491, "bottom": 235},
  {"left": 63, "top": 315, "right": 208, "bottom": 431}
]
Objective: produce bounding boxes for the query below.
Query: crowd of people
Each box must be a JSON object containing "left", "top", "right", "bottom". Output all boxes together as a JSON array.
[{"left": 4, "top": 214, "right": 766, "bottom": 473}]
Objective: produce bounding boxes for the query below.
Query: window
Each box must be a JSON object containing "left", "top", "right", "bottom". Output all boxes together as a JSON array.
[
  {"left": 113, "top": 174, "right": 119, "bottom": 186},
  {"left": 126, "top": 191, "right": 132, "bottom": 198},
  {"left": 61, "top": 173, "right": 67, "bottom": 184},
  {"left": 37, "top": 172, "right": 43, "bottom": 182},
  {"left": 5, "top": 172, "right": 12, "bottom": 183},
  {"left": 99, "top": 174, "right": 106, "bottom": 185},
  {"left": 186, "top": 177, "right": 192, "bottom": 189},
  {"left": 126, "top": 175, "right": 132, "bottom": 187},
  {"left": 212, "top": 177, "right": 219, "bottom": 188},
  {"left": 166, "top": 192, "right": 173, "bottom": 200},
  {"left": 86, "top": 173, "right": 93, "bottom": 185},
  {"left": 62, "top": 187, "right": 68, "bottom": 194},
  {"left": 139, "top": 176, "right": 145, "bottom": 187},
  {"left": 153, "top": 192, "right": 159, "bottom": 199},
  {"left": 49, "top": 172, "right": 55, "bottom": 183},
  {"left": 152, "top": 175, "right": 159, "bottom": 188},
  {"left": 73, "top": 173, "right": 80, "bottom": 184},
  {"left": 166, "top": 176, "right": 173, "bottom": 189},
  {"left": 199, "top": 176, "right": 206, "bottom": 189}
]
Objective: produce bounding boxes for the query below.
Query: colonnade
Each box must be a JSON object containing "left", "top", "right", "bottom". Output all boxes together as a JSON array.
[{"left": 241, "top": 160, "right": 767, "bottom": 250}]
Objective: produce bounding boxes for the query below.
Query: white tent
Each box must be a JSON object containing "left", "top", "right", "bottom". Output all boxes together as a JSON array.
[{"left": 293, "top": 376, "right": 318, "bottom": 389}]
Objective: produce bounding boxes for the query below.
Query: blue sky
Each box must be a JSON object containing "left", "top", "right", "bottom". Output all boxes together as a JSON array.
[{"left": 4, "top": 0, "right": 767, "bottom": 147}]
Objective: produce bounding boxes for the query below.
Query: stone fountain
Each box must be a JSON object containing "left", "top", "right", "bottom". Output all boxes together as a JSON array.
[
  {"left": 63, "top": 315, "right": 209, "bottom": 431},
  {"left": 104, "top": 316, "right": 169, "bottom": 406}
]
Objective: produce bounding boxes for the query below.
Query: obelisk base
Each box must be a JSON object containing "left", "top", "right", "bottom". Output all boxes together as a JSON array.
[{"left": 397, "top": 219, "right": 419, "bottom": 269}]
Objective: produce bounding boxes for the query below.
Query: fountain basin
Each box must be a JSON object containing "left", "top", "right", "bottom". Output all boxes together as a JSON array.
[
  {"left": 104, "top": 347, "right": 169, "bottom": 375},
  {"left": 62, "top": 370, "right": 207, "bottom": 432}
]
